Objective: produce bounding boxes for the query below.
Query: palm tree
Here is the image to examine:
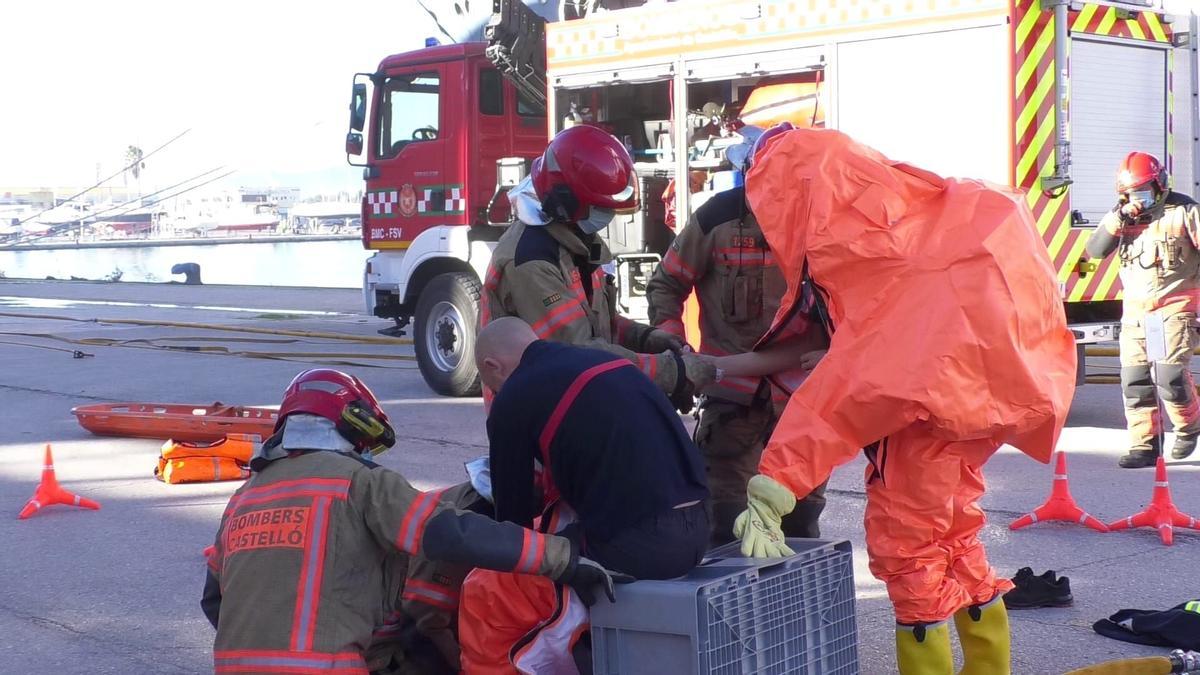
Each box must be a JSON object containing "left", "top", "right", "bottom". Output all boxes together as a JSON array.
[{"left": 125, "top": 145, "right": 145, "bottom": 199}]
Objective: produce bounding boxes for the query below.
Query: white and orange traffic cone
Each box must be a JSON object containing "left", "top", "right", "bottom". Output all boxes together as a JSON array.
[
  {"left": 1107, "top": 456, "right": 1199, "bottom": 546},
  {"left": 1010, "top": 451, "right": 1108, "bottom": 532},
  {"left": 17, "top": 444, "right": 101, "bottom": 520}
]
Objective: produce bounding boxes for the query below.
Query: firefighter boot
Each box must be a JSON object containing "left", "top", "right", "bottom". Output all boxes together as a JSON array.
[
  {"left": 1172, "top": 434, "right": 1197, "bottom": 460},
  {"left": 954, "top": 595, "right": 1012, "bottom": 675},
  {"left": 1119, "top": 438, "right": 1161, "bottom": 469},
  {"left": 895, "top": 621, "right": 953, "bottom": 675}
]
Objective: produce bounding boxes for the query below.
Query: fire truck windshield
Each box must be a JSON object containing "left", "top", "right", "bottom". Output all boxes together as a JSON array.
[{"left": 376, "top": 73, "right": 440, "bottom": 159}]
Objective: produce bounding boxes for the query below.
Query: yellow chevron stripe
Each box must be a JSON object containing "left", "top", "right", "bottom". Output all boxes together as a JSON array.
[
  {"left": 1091, "top": 251, "right": 1124, "bottom": 301},
  {"left": 1017, "top": 64, "right": 1055, "bottom": 139},
  {"left": 1072, "top": 3, "right": 1097, "bottom": 32},
  {"left": 1126, "top": 18, "right": 1146, "bottom": 40},
  {"left": 1030, "top": 153, "right": 1057, "bottom": 233},
  {"left": 1015, "top": 1, "right": 1041, "bottom": 49},
  {"left": 1147, "top": 12, "right": 1168, "bottom": 42},
  {"left": 1016, "top": 22, "right": 1055, "bottom": 95},
  {"left": 1017, "top": 112, "right": 1056, "bottom": 187},
  {"left": 1062, "top": 232, "right": 1089, "bottom": 275},
  {"left": 1060, "top": 235, "right": 1090, "bottom": 297},
  {"left": 1096, "top": 6, "right": 1117, "bottom": 34},
  {"left": 1026, "top": 184, "right": 1040, "bottom": 211},
  {"left": 1044, "top": 200, "right": 1073, "bottom": 261}
]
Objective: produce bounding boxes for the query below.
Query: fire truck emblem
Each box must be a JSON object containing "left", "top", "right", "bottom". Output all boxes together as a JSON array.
[{"left": 398, "top": 184, "right": 418, "bottom": 217}]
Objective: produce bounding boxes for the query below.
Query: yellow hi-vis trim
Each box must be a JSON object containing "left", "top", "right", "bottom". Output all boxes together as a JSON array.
[
  {"left": 1071, "top": 4, "right": 1097, "bottom": 32},
  {"left": 1146, "top": 13, "right": 1167, "bottom": 42}
]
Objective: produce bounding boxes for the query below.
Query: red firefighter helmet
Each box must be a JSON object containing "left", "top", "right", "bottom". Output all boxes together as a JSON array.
[
  {"left": 531, "top": 125, "right": 638, "bottom": 221},
  {"left": 276, "top": 369, "right": 395, "bottom": 453},
  {"left": 1116, "top": 151, "right": 1168, "bottom": 194}
]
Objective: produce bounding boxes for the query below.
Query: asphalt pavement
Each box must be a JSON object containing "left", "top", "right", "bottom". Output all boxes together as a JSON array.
[{"left": 0, "top": 278, "right": 1195, "bottom": 674}]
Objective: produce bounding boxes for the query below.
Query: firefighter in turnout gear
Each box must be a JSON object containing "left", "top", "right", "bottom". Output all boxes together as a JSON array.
[
  {"left": 646, "top": 125, "right": 830, "bottom": 545},
  {"left": 481, "top": 125, "right": 717, "bottom": 412},
  {"left": 1086, "top": 152, "right": 1200, "bottom": 467},
  {"left": 200, "top": 369, "right": 625, "bottom": 673}
]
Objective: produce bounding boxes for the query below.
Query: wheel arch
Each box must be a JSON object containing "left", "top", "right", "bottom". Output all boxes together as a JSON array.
[{"left": 404, "top": 257, "right": 480, "bottom": 310}]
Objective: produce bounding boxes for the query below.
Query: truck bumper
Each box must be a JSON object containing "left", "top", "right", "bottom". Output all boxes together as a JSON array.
[
  {"left": 1068, "top": 322, "right": 1120, "bottom": 344},
  {"left": 364, "top": 251, "right": 406, "bottom": 319},
  {"left": 1068, "top": 322, "right": 1121, "bottom": 386}
]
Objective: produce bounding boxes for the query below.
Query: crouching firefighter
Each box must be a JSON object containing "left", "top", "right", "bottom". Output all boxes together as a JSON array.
[
  {"left": 201, "top": 369, "right": 626, "bottom": 674},
  {"left": 481, "top": 124, "right": 716, "bottom": 412},
  {"left": 456, "top": 318, "right": 710, "bottom": 674}
]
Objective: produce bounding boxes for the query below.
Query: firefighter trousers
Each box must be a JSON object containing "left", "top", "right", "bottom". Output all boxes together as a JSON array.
[
  {"left": 696, "top": 398, "right": 827, "bottom": 546},
  {"left": 863, "top": 427, "right": 1013, "bottom": 624},
  {"left": 1119, "top": 312, "right": 1200, "bottom": 451},
  {"left": 578, "top": 502, "right": 709, "bottom": 580}
]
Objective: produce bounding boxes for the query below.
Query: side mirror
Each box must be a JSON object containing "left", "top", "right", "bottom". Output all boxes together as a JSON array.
[
  {"left": 349, "top": 83, "right": 367, "bottom": 132},
  {"left": 345, "top": 132, "right": 364, "bottom": 156}
]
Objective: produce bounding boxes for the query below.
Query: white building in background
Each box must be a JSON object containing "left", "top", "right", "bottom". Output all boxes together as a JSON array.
[
  {"left": 288, "top": 200, "right": 362, "bottom": 234},
  {"left": 239, "top": 186, "right": 300, "bottom": 209}
]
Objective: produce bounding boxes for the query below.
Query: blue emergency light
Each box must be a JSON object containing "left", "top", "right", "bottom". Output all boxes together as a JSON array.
[{"left": 425, "top": 37, "right": 441, "bottom": 47}]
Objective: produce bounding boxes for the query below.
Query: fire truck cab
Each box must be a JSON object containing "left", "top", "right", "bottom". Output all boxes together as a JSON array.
[{"left": 348, "top": 42, "right": 547, "bottom": 395}]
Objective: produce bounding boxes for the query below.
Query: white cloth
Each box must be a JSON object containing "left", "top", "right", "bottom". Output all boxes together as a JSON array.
[
  {"left": 508, "top": 175, "right": 551, "bottom": 226},
  {"left": 280, "top": 414, "right": 355, "bottom": 453},
  {"left": 465, "top": 455, "right": 494, "bottom": 504}
]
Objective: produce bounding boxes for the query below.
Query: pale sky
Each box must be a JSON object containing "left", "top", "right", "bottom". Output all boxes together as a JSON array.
[
  {"left": 2, "top": 0, "right": 1195, "bottom": 194},
  {"left": 0, "top": 1, "right": 439, "bottom": 193}
]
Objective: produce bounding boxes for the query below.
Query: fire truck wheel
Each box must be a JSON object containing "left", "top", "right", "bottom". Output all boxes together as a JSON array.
[{"left": 414, "top": 272, "right": 482, "bottom": 397}]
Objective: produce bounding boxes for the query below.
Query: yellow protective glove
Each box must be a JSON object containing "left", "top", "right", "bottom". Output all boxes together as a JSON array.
[{"left": 733, "top": 474, "right": 797, "bottom": 558}]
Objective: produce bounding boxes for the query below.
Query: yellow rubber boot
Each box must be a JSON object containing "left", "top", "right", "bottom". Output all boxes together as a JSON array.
[
  {"left": 895, "top": 621, "right": 954, "bottom": 675},
  {"left": 953, "top": 595, "right": 1012, "bottom": 675}
]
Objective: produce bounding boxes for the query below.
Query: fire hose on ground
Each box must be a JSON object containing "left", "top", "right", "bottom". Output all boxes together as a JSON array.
[
  {"left": 0, "top": 310, "right": 418, "bottom": 369},
  {"left": 1065, "top": 650, "right": 1200, "bottom": 675}
]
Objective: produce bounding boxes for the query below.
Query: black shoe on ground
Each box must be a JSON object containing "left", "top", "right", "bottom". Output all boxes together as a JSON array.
[
  {"left": 1004, "top": 568, "right": 1073, "bottom": 609},
  {"left": 1119, "top": 448, "right": 1160, "bottom": 469},
  {"left": 1171, "top": 435, "right": 1197, "bottom": 460}
]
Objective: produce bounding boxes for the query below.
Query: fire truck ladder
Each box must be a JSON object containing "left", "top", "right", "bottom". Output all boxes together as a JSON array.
[{"left": 485, "top": 0, "right": 548, "bottom": 113}]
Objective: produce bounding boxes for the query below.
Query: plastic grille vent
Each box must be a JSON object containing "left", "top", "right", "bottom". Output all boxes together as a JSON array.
[{"left": 700, "top": 546, "right": 857, "bottom": 674}]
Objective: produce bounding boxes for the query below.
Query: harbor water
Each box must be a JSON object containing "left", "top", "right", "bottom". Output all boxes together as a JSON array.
[{"left": 0, "top": 238, "right": 368, "bottom": 288}]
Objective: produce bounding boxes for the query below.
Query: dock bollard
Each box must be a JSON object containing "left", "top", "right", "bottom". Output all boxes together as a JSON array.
[{"left": 171, "top": 262, "right": 203, "bottom": 285}]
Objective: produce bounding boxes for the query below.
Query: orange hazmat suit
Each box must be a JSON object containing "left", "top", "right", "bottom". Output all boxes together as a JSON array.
[{"left": 745, "top": 128, "right": 1076, "bottom": 624}]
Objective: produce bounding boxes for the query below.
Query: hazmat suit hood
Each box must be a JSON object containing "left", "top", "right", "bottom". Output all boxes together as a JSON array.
[{"left": 746, "top": 129, "right": 1076, "bottom": 495}]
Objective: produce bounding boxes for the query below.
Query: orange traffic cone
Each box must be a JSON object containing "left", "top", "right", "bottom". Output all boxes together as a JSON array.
[
  {"left": 1107, "top": 456, "right": 1199, "bottom": 546},
  {"left": 17, "top": 444, "right": 101, "bottom": 520},
  {"left": 1010, "top": 451, "right": 1108, "bottom": 532}
]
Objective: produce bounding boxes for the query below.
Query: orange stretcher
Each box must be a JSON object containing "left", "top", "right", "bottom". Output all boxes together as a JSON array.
[{"left": 72, "top": 402, "right": 278, "bottom": 443}]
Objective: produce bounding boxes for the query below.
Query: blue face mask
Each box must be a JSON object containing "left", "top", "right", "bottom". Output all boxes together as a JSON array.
[
  {"left": 1129, "top": 188, "right": 1157, "bottom": 208},
  {"left": 578, "top": 207, "right": 616, "bottom": 234}
]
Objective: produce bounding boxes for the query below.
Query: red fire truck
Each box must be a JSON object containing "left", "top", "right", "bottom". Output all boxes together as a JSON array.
[{"left": 348, "top": 0, "right": 1199, "bottom": 397}]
